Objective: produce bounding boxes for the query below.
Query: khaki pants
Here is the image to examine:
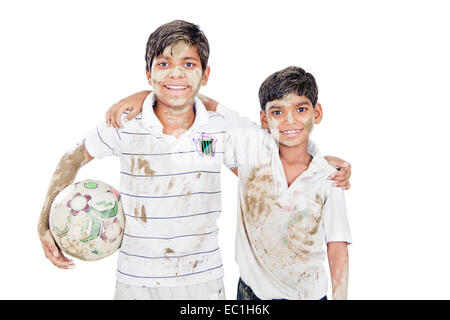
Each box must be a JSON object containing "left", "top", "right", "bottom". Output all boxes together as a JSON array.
[{"left": 113, "top": 278, "right": 226, "bottom": 300}]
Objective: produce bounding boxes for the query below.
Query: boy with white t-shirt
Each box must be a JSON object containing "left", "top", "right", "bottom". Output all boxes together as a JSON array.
[
  {"left": 107, "top": 66, "right": 352, "bottom": 300},
  {"left": 220, "top": 66, "right": 352, "bottom": 300}
]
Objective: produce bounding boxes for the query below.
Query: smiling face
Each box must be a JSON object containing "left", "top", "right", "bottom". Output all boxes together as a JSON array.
[
  {"left": 147, "top": 41, "right": 210, "bottom": 109},
  {"left": 261, "top": 93, "right": 323, "bottom": 147}
]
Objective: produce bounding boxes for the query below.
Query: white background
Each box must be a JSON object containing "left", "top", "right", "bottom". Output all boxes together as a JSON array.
[{"left": 1, "top": 0, "right": 449, "bottom": 299}]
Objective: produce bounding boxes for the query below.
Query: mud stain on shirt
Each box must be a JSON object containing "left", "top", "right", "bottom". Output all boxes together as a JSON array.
[
  {"left": 130, "top": 156, "right": 136, "bottom": 174},
  {"left": 168, "top": 178, "right": 175, "bottom": 190},
  {"left": 140, "top": 205, "right": 147, "bottom": 223},
  {"left": 241, "top": 165, "right": 326, "bottom": 298},
  {"left": 137, "top": 157, "right": 155, "bottom": 175},
  {"left": 243, "top": 166, "right": 278, "bottom": 223},
  {"left": 165, "top": 248, "right": 175, "bottom": 254}
]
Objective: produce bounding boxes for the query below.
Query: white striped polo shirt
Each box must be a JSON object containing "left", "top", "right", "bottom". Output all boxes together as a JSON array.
[{"left": 84, "top": 93, "right": 236, "bottom": 288}]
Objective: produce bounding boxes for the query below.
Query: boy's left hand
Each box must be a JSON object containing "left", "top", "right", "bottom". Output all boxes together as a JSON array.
[{"left": 324, "top": 156, "right": 352, "bottom": 190}]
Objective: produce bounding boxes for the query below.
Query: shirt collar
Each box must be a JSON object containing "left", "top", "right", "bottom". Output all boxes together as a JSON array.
[
  {"left": 141, "top": 92, "right": 162, "bottom": 131},
  {"left": 306, "top": 141, "right": 331, "bottom": 175},
  {"left": 271, "top": 139, "right": 331, "bottom": 192},
  {"left": 141, "top": 92, "right": 209, "bottom": 133}
]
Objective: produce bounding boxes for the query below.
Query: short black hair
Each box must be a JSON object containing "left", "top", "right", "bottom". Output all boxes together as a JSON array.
[
  {"left": 258, "top": 66, "right": 318, "bottom": 111},
  {"left": 145, "top": 20, "right": 210, "bottom": 72}
]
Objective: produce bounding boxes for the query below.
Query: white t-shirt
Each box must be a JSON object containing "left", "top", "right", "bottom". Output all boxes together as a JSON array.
[
  {"left": 84, "top": 93, "right": 236, "bottom": 288},
  {"left": 217, "top": 104, "right": 352, "bottom": 300}
]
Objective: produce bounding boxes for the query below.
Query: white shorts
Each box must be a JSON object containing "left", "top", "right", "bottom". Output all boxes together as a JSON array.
[{"left": 113, "top": 278, "right": 226, "bottom": 300}]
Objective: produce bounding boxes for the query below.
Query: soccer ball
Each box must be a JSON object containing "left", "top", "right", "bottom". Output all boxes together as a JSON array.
[{"left": 49, "top": 180, "right": 125, "bottom": 261}]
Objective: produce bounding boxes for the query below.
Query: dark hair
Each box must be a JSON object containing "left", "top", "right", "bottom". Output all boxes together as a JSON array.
[
  {"left": 145, "top": 20, "right": 210, "bottom": 72},
  {"left": 258, "top": 66, "right": 318, "bottom": 111}
]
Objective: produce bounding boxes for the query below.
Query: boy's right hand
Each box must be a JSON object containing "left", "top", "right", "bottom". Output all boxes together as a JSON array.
[
  {"left": 40, "top": 229, "right": 75, "bottom": 269},
  {"left": 106, "top": 90, "right": 151, "bottom": 129}
]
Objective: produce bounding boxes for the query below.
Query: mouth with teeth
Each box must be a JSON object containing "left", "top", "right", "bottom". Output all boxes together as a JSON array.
[
  {"left": 164, "top": 85, "right": 188, "bottom": 89},
  {"left": 164, "top": 85, "right": 189, "bottom": 90},
  {"left": 161, "top": 84, "right": 191, "bottom": 98},
  {"left": 280, "top": 129, "right": 303, "bottom": 136}
]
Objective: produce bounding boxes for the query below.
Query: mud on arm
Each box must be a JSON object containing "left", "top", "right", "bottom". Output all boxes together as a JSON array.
[
  {"left": 327, "top": 241, "right": 349, "bottom": 300},
  {"left": 37, "top": 142, "right": 93, "bottom": 268}
]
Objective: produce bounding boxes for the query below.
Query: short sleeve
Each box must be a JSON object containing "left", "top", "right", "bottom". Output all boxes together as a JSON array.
[
  {"left": 83, "top": 120, "right": 122, "bottom": 159},
  {"left": 322, "top": 184, "right": 352, "bottom": 244},
  {"left": 216, "top": 103, "right": 271, "bottom": 168},
  {"left": 222, "top": 130, "right": 237, "bottom": 170}
]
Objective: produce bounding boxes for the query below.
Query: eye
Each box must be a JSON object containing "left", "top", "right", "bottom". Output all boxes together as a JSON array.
[
  {"left": 159, "top": 62, "right": 169, "bottom": 67},
  {"left": 271, "top": 110, "right": 282, "bottom": 116},
  {"left": 185, "top": 62, "right": 194, "bottom": 68},
  {"left": 297, "top": 107, "right": 307, "bottom": 112}
]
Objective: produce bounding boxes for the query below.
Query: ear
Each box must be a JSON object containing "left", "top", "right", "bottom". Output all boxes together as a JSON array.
[
  {"left": 146, "top": 69, "right": 152, "bottom": 85},
  {"left": 260, "top": 110, "right": 269, "bottom": 129},
  {"left": 313, "top": 103, "right": 323, "bottom": 124},
  {"left": 201, "top": 66, "right": 211, "bottom": 86}
]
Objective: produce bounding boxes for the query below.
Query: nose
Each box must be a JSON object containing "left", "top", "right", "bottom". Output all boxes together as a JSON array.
[
  {"left": 286, "top": 111, "right": 295, "bottom": 124},
  {"left": 168, "top": 66, "right": 186, "bottom": 78}
]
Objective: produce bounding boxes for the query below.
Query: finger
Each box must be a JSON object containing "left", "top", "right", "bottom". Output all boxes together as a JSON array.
[
  {"left": 344, "top": 182, "right": 352, "bottom": 190},
  {"left": 54, "top": 257, "right": 75, "bottom": 269},
  {"left": 109, "top": 107, "right": 117, "bottom": 129},
  {"left": 111, "top": 113, "right": 119, "bottom": 129},
  {"left": 334, "top": 163, "right": 350, "bottom": 172},
  {"left": 335, "top": 165, "right": 350, "bottom": 174},
  {"left": 331, "top": 176, "right": 348, "bottom": 183},
  {"left": 124, "top": 105, "right": 139, "bottom": 122},
  {"left": 114, "top": 109, "right": 123, "bottom": 129},
  {"left": 332, "top": 166, "right": 350, "bottom": 177},
  {"left": 332, "top": 159, "right": 349, "bottom": 169},
  {"left": 333, "top": 181, "right": 347, "bottom": 188},
  {"left": 129, "top": 104, "right": 139, "bottom": 114},
  {"left": 124, "top": 113, "right": 134, "bottom": 123},
  {"left": 61, "top": 254, "right": 74, "bottom": 265},
  {"left": 125, "top": 110, "right": 136, "bottom": 122},
  {"left": 331, "top": 169, "right": 350, "bottom": 179},
  {"left": 62, "top": 256, "right": 74, "bottom": 263},
  {"left": 333, "top": 180, "right": 351, "bottom": 188},
  {"left": 116, "top": 104, "right": 133, "bottom": 129},
  {"left": 43, "top": 240, "right": 75, "bottom": 269},
  {"left": 51, "top": 251, "right": 75, "bottom": 269},
  {"left": 108, "top": 108, "right": 116, "bottom": 128},
  {"left": 45, "top": 248, "right": 74, "bottom": 269},
  {"left": 328, "top": 172, "right": 347, "bottom": 181},
  {"left": 105, "top": 109, "right": 111, "bottom": 127}
]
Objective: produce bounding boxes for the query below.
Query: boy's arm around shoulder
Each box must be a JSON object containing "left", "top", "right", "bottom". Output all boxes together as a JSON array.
[
  {"left": 106, "top": 90, "right": 151, "bottom": 129},
  {"left": 201, "top": 95, "right": 266, "bottom": 177},
  {"left": 206, "top": 98, "right": 262, "bottom": 132},
  {"left": 38, "top": 142, "right": 94, "bottom": 269}
]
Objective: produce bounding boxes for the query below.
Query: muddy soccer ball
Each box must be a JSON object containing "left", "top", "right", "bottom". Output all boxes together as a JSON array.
[{"left": 49, "top": 180, "right": 125, "bottom": 261}]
